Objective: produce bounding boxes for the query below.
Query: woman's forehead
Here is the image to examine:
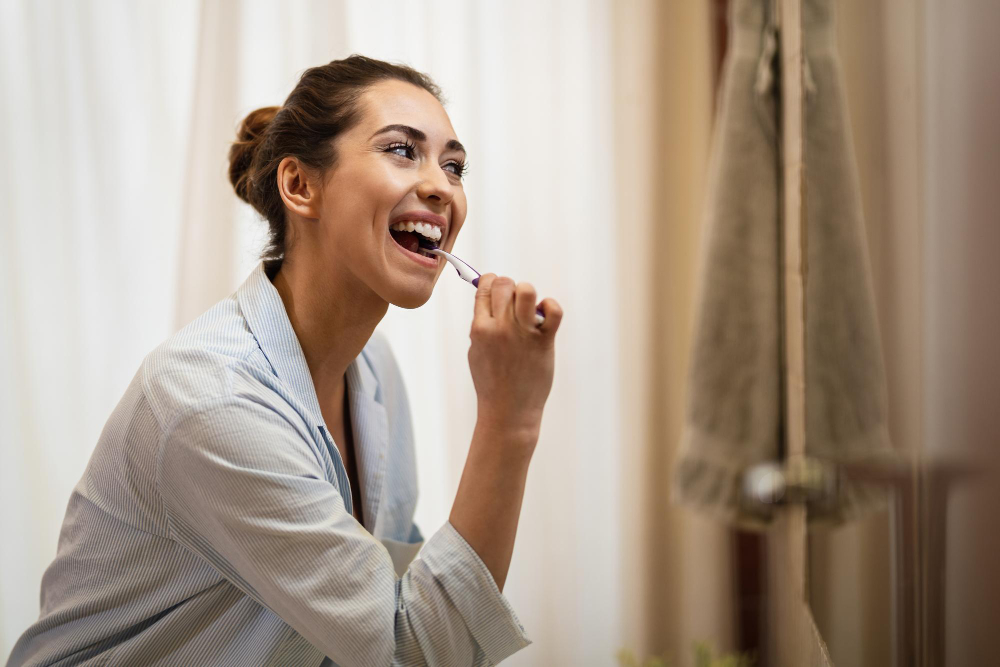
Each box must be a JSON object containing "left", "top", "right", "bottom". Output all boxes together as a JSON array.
[{"left": 357, "top": 80, "right": 458, "bottom": 143}]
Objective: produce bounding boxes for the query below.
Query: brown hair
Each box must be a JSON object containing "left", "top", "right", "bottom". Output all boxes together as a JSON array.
[{"left": 228, "top": 54, "right": 443, "bottom": 261}]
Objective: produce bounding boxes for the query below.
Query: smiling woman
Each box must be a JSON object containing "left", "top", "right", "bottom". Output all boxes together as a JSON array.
[
  {"left": 235, "top": 76, "right": 469, "bottom": 310},
  {"left": 8, "top": 55, "right": 562, "bottom": 666}
]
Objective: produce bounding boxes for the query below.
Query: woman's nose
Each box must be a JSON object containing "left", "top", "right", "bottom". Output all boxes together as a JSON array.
[{"left": 415, "top": 163, "right": 454, "bottom": 204}]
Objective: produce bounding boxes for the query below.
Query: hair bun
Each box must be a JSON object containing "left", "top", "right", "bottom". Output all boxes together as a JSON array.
[{"left": 229, "top": 106, "right": 280, "bottom": 204}]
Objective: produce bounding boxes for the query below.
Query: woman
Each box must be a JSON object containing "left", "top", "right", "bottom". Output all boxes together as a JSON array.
[{"left": 9, "top": 55, "right": 562, "bottom": 666}]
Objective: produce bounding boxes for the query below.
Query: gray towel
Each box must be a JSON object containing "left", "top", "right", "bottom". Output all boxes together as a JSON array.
[{"left": 673, "top": 0, "right": 892, "bottom": 527}]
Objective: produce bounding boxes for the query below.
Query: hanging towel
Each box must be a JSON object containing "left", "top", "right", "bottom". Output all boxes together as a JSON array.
[{"left": 673, "top": 0, "right": 893, "bottom": 527}]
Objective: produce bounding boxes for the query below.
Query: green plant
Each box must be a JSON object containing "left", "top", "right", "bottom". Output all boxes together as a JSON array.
[
  {"left": 615, "top": 647, "right": 670, "bottom": 667},
  {"left": 615, "top": 640, "right": 755, "bottom": 667},
  {"left": 692, "top": 640, "right": 755, "bottom": 667}
]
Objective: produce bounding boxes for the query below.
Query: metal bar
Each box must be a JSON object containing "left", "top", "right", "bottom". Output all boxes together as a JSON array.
[
  {"left": 779, "top": 0, "right": 806, "bottom": 466},
  {"left": 776, "top": 0, "right": 814, "bottom": 664}
]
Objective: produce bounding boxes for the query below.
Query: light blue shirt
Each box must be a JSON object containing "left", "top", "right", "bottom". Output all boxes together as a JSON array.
[{"left": 8, "top": 262, "right": 531, "bottom": 666}]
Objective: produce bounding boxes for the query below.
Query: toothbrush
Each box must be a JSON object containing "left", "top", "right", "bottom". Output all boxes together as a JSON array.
[{"left": 419, "top": 240, "right": 546, "bottom": 327}]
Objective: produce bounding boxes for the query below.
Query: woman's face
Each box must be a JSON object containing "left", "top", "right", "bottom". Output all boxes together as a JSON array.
[{"left": 311, "top": 79, "right": 468, "bottom": 309}]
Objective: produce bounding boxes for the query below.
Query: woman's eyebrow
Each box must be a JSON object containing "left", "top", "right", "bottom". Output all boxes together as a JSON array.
[{"left": 370, "top": 124, "right": 466, "bottom": 155}]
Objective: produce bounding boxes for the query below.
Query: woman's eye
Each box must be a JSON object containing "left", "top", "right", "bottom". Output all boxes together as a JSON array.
[
  {"left": 385, "top": 143, "right": 415, "bottom": 160},
  {"left": 444, "top": 162, "right": 467, "bottom": 178}
]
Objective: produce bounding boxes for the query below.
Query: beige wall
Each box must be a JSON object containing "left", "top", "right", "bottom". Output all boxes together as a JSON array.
[
  {"left": 923, "top": 1, "right": 1000, "bottom": 664},
  {"left": 614, "top": 1, "right": 735, "bottom": 663},
  {"left": 812, "top": 0, "right": 1000, "bottom": 664}
]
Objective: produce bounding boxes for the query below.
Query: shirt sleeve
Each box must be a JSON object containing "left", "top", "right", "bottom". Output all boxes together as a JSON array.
[{"left": 155, "top": 395, "right": 531, "bottom": 667}]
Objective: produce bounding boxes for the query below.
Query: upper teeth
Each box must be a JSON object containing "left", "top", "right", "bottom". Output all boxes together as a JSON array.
[{"left": 390, "top": 221, "right": 443, "bottom": 243}]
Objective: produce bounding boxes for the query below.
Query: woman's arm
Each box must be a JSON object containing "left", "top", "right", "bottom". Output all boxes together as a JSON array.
[
  {"left": 157, "top": 392, "right": 530, "bottom": 667},
  {"left": 449, "top": 273, "right": 563, "bottom": 594},
  {"left": 450, "top": 421, "right": 532, "bottom": 594}
]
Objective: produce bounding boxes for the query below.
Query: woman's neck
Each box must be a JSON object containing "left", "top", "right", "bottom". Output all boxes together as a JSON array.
[{"left": 269, "top": 253, "right": 388, "bottom": 410}]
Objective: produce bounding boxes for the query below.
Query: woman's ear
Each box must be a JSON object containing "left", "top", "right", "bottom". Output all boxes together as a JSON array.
[{"left": 276, "top": 156, "right": 320, "bottom": 219}]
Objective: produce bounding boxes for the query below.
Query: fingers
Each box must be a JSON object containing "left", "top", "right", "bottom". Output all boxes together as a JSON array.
[
  {"left": 473, "top": 272, "right": 561, "bottom": 336},
  {"left": 536, "top": 297, "right": 563, "bottom": 334},
  {"left": 490, "top": 276, "right": 515, "bottom": 322},
  {"left": 474, "top": 273, "right": 496, "bottom": 320},
  {"left": 513, "top": 281, "right": 538, "bottom": 331}
]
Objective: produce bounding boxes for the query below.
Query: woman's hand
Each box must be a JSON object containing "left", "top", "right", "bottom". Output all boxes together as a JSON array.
[
  {"left": 452, "top": 274, "right": 561, "bottom": 590},
  {"left": 467, "top": 273, "right": 563, "bottom": 456}
]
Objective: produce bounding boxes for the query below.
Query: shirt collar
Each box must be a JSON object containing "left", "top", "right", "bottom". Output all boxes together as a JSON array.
[{"left": 235, "top": 262, "right": 380, "bottom": 428}]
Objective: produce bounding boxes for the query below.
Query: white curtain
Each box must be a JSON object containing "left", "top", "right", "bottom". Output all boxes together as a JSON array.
[
  {"left": 0, "top": 1, "right": 623, "bottom": 663},
  {"left": 0, "top": 0, "right": 201, "bottom": 651}
]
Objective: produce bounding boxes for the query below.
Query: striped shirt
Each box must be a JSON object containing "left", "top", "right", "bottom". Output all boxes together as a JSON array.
[{"left": 8, "top": 261, "right": 531, "bottom": 666}]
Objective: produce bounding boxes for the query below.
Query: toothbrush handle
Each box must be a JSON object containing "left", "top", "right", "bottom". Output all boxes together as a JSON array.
[{"left": 470, "top": 277, "right": 546, "bottom": 327}]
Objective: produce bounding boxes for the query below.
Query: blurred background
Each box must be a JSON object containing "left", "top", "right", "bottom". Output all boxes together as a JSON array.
[{"left": 1, "top": 1, "right": 998, "bottom": 665}]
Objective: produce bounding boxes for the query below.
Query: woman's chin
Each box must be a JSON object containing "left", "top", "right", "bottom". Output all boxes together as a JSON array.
[
  {"left": 381, "top": 247, "right": 441, "bottom": 309},
  {"left": 389, "top": 284, "right": 434, "bottom": 310}
]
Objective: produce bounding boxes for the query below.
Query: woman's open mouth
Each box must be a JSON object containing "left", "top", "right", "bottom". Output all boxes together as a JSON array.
[{"left": 389, "top": 222, "right": 442, "bottom": 268}]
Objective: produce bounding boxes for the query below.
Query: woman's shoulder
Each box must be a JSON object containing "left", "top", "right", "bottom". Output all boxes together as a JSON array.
[{"left": 139, "top": 295, "right": 270, "bottom": 430}]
